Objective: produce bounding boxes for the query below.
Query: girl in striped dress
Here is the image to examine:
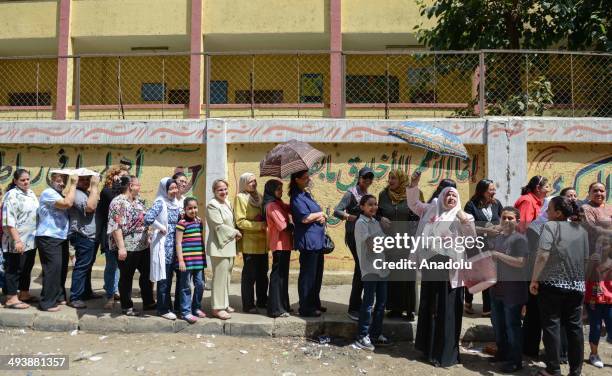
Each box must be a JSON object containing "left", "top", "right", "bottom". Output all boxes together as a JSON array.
[{"left": 175, "top": 197, "right": 207, "bottom": 323}]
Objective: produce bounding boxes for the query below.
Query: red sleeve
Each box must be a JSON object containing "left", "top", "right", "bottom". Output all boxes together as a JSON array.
[
  {"left": 515, "top": 199, "right": 535, "bottom": 233},
  {"left": 267, "top": 202, "right": 288, "bottom": 231}
]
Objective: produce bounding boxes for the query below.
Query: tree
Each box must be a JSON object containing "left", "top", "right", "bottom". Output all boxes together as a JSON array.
[{"left": 415, "top": 0, "right": 610, "bottom": 52}]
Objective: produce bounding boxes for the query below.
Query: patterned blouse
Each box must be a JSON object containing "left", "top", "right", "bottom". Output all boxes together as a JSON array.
[
  {"left": 2, "top": 188, "right": 39, "bottom": 253},
  {"left": 107, "top": 194, "right": 148, "bottom": 252},
  {"left": 144, "top": 200, "right": 181, "bottom": 264}
]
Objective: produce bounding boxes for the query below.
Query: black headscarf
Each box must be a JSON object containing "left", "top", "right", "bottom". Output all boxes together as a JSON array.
[{"left": 262, "top": 179, "right": 283, "bottom": 220}]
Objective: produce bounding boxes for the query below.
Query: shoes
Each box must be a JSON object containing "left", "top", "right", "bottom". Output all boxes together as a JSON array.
[
  {"left": 269, "top": 312, "right": 290, "bottom": 318},
  {"left": 226, "top": 306, "right": 235, "bottom": 313},
  {"left": 589, "top": 354, "right": 604, "bottom": 368},
  {"left": 318, "top": 306, "right": 327, "bottom": 313},
  {"left": 244, "top": 307, "right": 258, "bottom": 314},
  {"left": 103, "top": 298, "right": 115, "bottom": 310},
  {"left": 160, "top": 312, "right": 177, "bottom": 320},
  {"left": 113, "top": 293, "right": 120, "bottom": 301},
  {"left": 372, "top": 334, "right": 391, "bottom": 346},
  {"left": 212, "top": 309, "right": 231, "bottom": 320},
  {"left": 68, "top": 300, "right": 87, "bottom": 309},
  {"left": 482, "top": 311, "right": 491, "bottom": 317},
  {"left": 84, "top": 292, "right": 104, "bottom": 300},
  {"left": 464, "top": 303, "right": 475, "bottom": 314},
  {"left": 184, "top": 314, "right": 198, "bottom": 324},
  {"left": 123, "top": 308, "right": 139, "bottom": 316},
  {"left": 143, "top": 303, "right": 157, "bottom": 311},
  {"left": 299, "top": 310, "right": 321, "bottom": 317},
  {"left": 352, "top": 335, "right": 375, "bottom": 351},
  {"left": 405, "top": 312, "right": 416, "bottom": 322},
  {"left": 500, "top": 362, "right": 523, "bottom": 373},
  {"left": 194, "top": 310, "right": 207, "bottom": 318},
  {"left": 41, "top": 306, "right": 61, "bottom": 312},
  {"left": 347, "top": 311, "right": 359, "bottom": 321}
]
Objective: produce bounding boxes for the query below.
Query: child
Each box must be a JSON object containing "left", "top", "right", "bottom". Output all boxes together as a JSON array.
[
  {"left": 352, "top": 194, "right": 391, "bottom": 351},
  {"left": 175, "top": 197, "right": 207, "bottom": 324},
  {"left": 489, "top": 207, "right": 528, "bottom": 373}
]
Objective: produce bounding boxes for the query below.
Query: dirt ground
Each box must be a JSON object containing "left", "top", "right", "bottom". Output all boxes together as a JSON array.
[{"left": 1, "top": 328, "right": 610, "bottom": 376}]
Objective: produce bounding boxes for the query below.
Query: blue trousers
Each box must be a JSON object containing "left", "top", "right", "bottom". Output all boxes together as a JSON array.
[
  {"left": 177, "top": 269, "right": 204, "bottom": 317},
  {"left": 156, "top": 263, "right": 180, "bottom": 315},
  {"left": 490, "top": 296, "right": 523, "bottom": 366},
  {"left": 587, "top": 303, "right": 612, "bottom": 345},
  {"left": 358, "top": 280, "right": 388, "bottom": 339},
  {"left": 297, "top": 250, "right": 323, "bottom": 315},
  {"left": 103, "top": 246, "right": 119, "bottom": 299},
  {"left": 69, "top": 233, "right": 97, "bottom": 301}
]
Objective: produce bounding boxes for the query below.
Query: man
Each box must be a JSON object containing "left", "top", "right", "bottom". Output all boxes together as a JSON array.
[
  {"left": 36, "top": 172, "right": 77, "bottom": 312},
  {"left": 67, "top": 173, "right": 101, "bottom": 308}
]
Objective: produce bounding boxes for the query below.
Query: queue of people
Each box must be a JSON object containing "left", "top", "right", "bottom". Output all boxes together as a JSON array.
[{"left": 0, "top": 165, "right": 610, "bottom": 373}]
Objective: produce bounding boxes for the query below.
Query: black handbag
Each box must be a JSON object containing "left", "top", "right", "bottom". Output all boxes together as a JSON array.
[{"left": 322, "top": 233, "right": 335, "bottom": 254}]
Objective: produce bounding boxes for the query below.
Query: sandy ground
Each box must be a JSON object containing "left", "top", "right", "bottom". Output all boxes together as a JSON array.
[{"left": 1, "top": 328, "right": 610, "bottom": 376}]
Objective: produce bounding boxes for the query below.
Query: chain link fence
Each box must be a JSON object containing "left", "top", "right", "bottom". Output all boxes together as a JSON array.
[{"left": 0, "top": 51, "right": 610, "bottom": 119}]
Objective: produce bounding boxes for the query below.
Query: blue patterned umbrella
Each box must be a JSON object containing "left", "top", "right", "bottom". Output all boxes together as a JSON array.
[{"left": 387, "top": 122, "right": 469, "bottom": 160}]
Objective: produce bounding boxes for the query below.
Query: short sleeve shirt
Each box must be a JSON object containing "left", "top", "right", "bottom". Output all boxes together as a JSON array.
[
  {"left": 490, "top": 232, "right": 529, "bottom": 305},
  {"left": 68, "top": 189, "right": 97, "bottom": 239},
  {"left": 36, "top": 188, "right": 69, "bottom": 240},
  {"left": 290, "top": 189, "right": 325, "bottom": 251},
  {"left": 107, "top": 195, "right": 148, "bottom": 252},
  {"left": 2, "top": 188, "right": 39, "bottom": 252}
]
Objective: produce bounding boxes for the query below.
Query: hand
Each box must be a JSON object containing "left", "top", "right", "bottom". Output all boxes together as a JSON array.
[
  {"left": 159, "top": 227, "right": 168, "bottom": 235},
  {"left": 178, "top": 260, "right": 187, "bottom": 272},
  {"left": 118, "top": 247, "right": 128, "bottom": 261},
  {"left": 90, "top": 175, "right": 101, "bottom": 186},
  {"left": 69, "top": 175, "right": 78, "bottom": 185},
  {"left": 14, "top": 240, "right": 25, "bottom": 254},
  {"left": 409, "top": 171, "right": 421, "bottom": 187},
  {"left": 235, "top": 231, "right": 243, "bottom": 241},
  {"left": 456, "top": 210, "right": 469, "bottom": 223},
  {"left": 380, "top": 217, "right": 392, "bottom": 231},
  {"left": 486, "top": 225, "right": 502, "bottom": 235},
  {"left": 590, "top": 253, "right": 602, "bottom": 263},
  {"left": 317, "top": 216, "right": 327, "bottom": 225},
  {"left": 529, "top": 281, "right": 539, "bottom": 295},
  {"left": 347, "top": 214, "right": 358, "bottom": 222}
]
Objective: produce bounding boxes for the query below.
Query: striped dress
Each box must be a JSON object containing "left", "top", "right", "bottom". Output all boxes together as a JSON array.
[{"left": 176, "top": 218, "right": 206, "bottom": 270}]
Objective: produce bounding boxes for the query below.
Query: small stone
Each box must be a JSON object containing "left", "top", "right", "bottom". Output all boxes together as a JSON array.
[
  {"left": 136, "top": 366, "right": 145, "bottom": 372},
  {"left": 239, "top": 350, "right": 248, "bottom": 355},
  {"left": 70, "top": 330, "right": 78, "bottom": 336},
  {"left": 89, "top": 356, "right": 102, "bottom": 362}
]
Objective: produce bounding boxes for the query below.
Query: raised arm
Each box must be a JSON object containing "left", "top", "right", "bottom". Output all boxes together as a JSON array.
[{"left": 405, "top": 172, "right": 429, "bottom": 217}]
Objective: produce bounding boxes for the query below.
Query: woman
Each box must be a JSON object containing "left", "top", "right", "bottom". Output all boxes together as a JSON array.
[
  {"left": 107, "top": 176, "right": 154, "bottom": 316},
  {"left": 234, "top": 172, "right": 268, "bottom": 313},
  {"left": 514, "top": 175, "right": 551, "bottom": 233},
  {"left": 36, "top": 172, "right": 77, "bottom": 312},
  {"left": 97, "top": 166, "right": 129, "bottom": 309},
  {"left": 377, "top": 169, "right": 420, "bottom": 321},
  {"left": 172, "top": 171, "right": 190, "bottom": 207},
  {"left": 334, "top": 167, "right": 374, "bottom": 320},
  {"left": 581, "top": 182, "right": 612, "bottom": 255},
  {"left": 428, "top": 179, "right": 457, "bottom": 203},
  {"left": 463, "top": 179, "right": 503, "bottom": 316},
  {"left": 206, "top": 179, "right": 242, "bottom": 320},
  {"left": 560, "top": 187, "right": 578, "bottom": 203},
  {"left": 407, "top": 171, "right": 476, "bottom": 367},
  {"left": 290, "top": 170, "right": 326, "bottom": 317},
  {"left": 2, "top": 170, "right": 39, "bottom": 309},
  {"left": 145, "top": 178, "right": 181, "bottom": 320},
  {"left": 530, "top": 196, "right": 589, "bottom": 376},
  {"left": 264, "top": 179, "right": 294, "bottom": 318}
]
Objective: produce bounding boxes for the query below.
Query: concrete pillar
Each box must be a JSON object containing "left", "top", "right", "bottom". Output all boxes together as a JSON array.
[
  {"left": 55, "top": 0, "right": 73, "bottom": 120},
  {"left": 329, "top": 0, "right": 343, "bottom": 118},
  {"left": 189, "top": 0, "right": 204, "bottom": 119},
  {"left": 486, "top": 118, "right": 528, "bottom": 205},
  {"left": 205, "top": 118, "right": 227, "bottom": 205}
]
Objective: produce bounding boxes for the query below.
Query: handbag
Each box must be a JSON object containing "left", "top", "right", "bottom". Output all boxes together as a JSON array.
[{"left": 322, "top": 233, "right": 335, "bottom": 254}]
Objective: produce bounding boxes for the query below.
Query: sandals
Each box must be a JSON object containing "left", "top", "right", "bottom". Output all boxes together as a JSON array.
[
  {"left": 226, "top": 306, "right": 235, "bottom": 313},
  {"left": 5, "top": 302, "right": 30, "bottom": 310},
  {"left": 194, "top": 310, "right": 207, "bottom": 318},
  {"left": 212, "top": 309, "right": 231, "bottom": 320}
]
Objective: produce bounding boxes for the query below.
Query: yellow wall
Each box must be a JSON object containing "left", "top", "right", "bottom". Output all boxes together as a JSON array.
[
  {"left": 342, "top": 0, "right": 434, "bottom": 33},
  {"left": 71, "top": 0, "right": 189, "bottom": 37},
  {"left": 528, "top": 143, "right": 612, "bottom": 202},
  {"left": 0, "top": 0, "right": 57, "bottom": 40},
  {"left": 204, "top": 0, "right": 327, "bottom": 34},
  {"left": 0, "top": 58, "right": 57, "bottom": 107},
  {"left": 227, "top": 142, "right": 485, "bottom": 270},
  {"left": 0, "top": 144, "right": 206, "bottom": 207}
]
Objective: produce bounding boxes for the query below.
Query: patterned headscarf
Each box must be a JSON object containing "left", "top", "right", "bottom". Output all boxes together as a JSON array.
[
  {"left": 387, "top": 169, "right": 409, "bottom": 204},
  {"left": 238, "top": 172, "right": 262, "bottom": 209}
]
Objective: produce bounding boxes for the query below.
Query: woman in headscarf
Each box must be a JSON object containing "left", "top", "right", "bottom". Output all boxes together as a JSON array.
[
  {"left": 406, "top": 171, "right": 476, "bottom": 367},
  {"left": 264, "top": 179, "right": 294, "bottom": 318},
  {"left": 377, "top": 169, "right": 421, "bottom": 321},
  {"left": 234, "top": 172, "right": 268, "bottom": 313},
  {"left": 145, "top": 177, "right": 181, "bottom": 320}
]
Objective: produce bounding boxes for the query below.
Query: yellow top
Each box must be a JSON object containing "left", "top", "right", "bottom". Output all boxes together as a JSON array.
[{"left": 234, "top": 194, "right": 268, "bottom": 254}]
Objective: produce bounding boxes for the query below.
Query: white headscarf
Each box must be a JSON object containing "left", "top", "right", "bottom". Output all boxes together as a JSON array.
[
  {"left": 149, "top": 177, "right": 179, "bottom": 283},
  {"left": 416, "top": 186, "right": 465, "bottom": 261},
  {"left": 237, "top": 172, "right": 262, "bottom": 209},
  {"left": 156, "top": 177, "right": 180, "bottom": 211}
]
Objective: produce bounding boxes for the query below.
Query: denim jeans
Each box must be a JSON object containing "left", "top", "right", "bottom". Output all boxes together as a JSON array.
[
  {"left": 490, "top": 296, "right": 523, "bottom": 366},
  {"left": 587, "top": 303, "right": 612, "bottom": 345},
  {"left": 69, "top": 233, "right": 96, "bottom": 301},
  {"left": 177, "top": 269, "right": 204, "bottom": 317},
  {"left": 103, "top": 247, "right": 119, "bottom": 299},
  {"left": 358, "top": 280, "right": 388, "bottom": 339},
  {"left": 157, "top": 263, "right": 179, "bottom": 315}
]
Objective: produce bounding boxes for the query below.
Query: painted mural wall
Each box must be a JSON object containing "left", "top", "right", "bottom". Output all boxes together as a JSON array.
[
  {"left": 228, "top": 143, "right": 485, "bottom": 270},
  {"left": 0, "top": 144, "right": 206, "bottom": 206},
  {"left": 528, "top": 143, "right": 611, "bottom": 202}
]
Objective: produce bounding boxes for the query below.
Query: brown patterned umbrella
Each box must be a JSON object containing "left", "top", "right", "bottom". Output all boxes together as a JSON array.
[{"left": 259, "top": 140, "right": 326, "bottom": 178}]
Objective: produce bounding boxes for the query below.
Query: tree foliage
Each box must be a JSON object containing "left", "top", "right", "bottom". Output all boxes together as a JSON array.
[{"left": 415, "top": 0, "right": 611, "bottom": 51}]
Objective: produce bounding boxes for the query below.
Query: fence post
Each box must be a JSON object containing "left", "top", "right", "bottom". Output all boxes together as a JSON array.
[
  {"left": 341, "top": 53, "right": 346, "bottom": 117},
  {"left": 205, "top": 54, "right": 211, "bottom": 118},
  {"left": 296, "top": 53, "right": 301, "bottom": 118},
  {"left": 385, "top": 55, "right": 390, "bottom": 119},
  {"left": 250, "top": 55, "right": 255, "bottom": 118},
  {"left": 570, "top": 54, "right": 575, "bottom": 117},
  {"left": 161, "top": 57, "right": 166, "bottom": 118},
  {"left": 75, "top": 57, "right": 80, "bottom": 120},
  {"left": 117, "top": 57, "right": 125, "bottom": 120},
  {"left": 433, "top": 54, "right": 438, "bottom": 118},
  {"left": 525, "top": 54, "right": 529, "bottom": 111},
  {"left": 478, "top": 52, "right": 485, "bottom": 117}
]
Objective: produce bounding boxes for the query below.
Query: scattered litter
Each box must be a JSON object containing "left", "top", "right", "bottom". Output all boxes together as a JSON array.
[
  {"left": 366, "top": 356, "right": 372, "bottom": 360},
  {"left": 89, "top": 356, "right": 102, "bottom": 362},
  {"left": 201, "top": 341, "right": 216, "bottom": 348},
  {"left": 256, "top": 358, "right": 261, "bottom": 363},
  {"left": 282, "top": 373, "right": 296, "bottom": 376},
  {"left": 300, "top": 347, "right": 308, "bottom": 351},
  {"left": 239, "top": 350, "right": 248, "bottom": 355},
  {"left": 168, "top": 356, "right": 176, "bottom": 360},
  {"left": 99, "top": 336, "right": 108, "bottom": 341},
  {"left": 359, "top": 368, "right": 368, "bottom": 374},
  {"left": 136, "top": 366, "right": 145, "bottom": 372},
  {"left": 17, "top": 329, "right": 26, "bottom": 334},
  {"left": 44, "top": 336, "right": 52, "bottom": 340},
  {"left": 211, "top": 335, "right": 216, "bottom": 338},
  {"left": 317, "top": 336, "right": 331, "bottom": 344},
  {"left": 316, "top": 350, "right": 322, "bottom": 360},
  {"left": 207, "top": 361, "right": 213, "bottom": 365},
  {"left": 70, "top": 330, "right": 78, "bottom": 336},
  {"left": 282, "top": 351, "right": 289, "bottom": 356},
  {"left": 196, "top": 334, "right": 202, "bottom": 339},
  {"left": 323, "top": 362, "right": 329, "bottom": 366}
]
